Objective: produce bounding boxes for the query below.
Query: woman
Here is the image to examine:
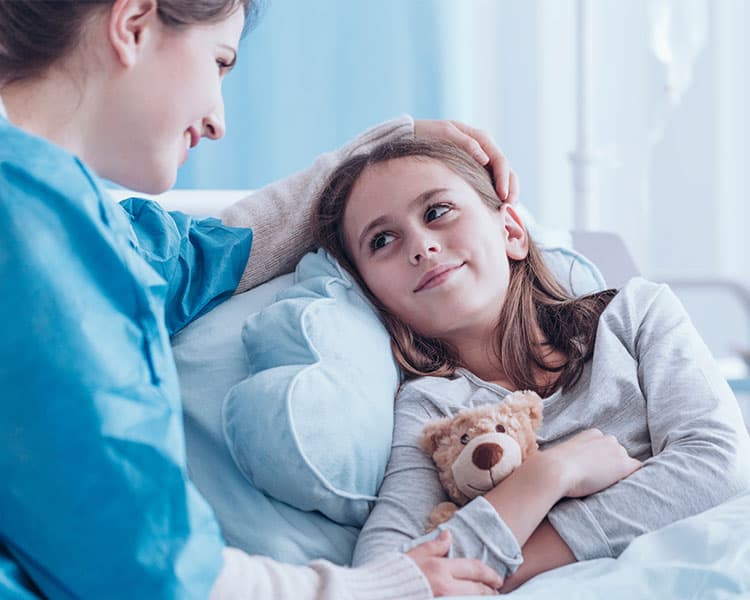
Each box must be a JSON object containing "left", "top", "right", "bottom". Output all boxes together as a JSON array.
[
  {"left": 316, "top": 139, "right": 750, "bottom": 591},
  {"left": 0, "top": 1, "right": 513, "bottom": 597}
]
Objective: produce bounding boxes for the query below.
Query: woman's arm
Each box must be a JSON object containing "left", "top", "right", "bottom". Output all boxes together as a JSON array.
[
  {"left": 212, "top": 533, "right": 502, "bottom": 599},
  {"left": 221, "top": 118, "right": 517, "bottom": 292},
  {"left": 221, "top": 117, "right": 414, "bottom": 291},
  {"left": 120, "top": 196, "right": 252, "bottom": 335},
  {"left": 0, "top": 162, "right": 225, "bottom": 598}
]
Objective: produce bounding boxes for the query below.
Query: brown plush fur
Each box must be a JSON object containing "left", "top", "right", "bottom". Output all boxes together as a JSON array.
[{"left": 419, "top": 390, "right": 543, "bottom": 530}]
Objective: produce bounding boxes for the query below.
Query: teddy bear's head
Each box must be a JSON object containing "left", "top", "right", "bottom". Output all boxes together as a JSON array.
[{"left": 420, "top": 390, "right": 543, "bottom": 506}]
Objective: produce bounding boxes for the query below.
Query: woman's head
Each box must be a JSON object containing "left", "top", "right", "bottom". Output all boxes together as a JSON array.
[
  {"left": 0, "top": 0, "right": 257, "bottom": 193},
  {"left": 317, "top": 139, "right": 615, "bottom": 395}
]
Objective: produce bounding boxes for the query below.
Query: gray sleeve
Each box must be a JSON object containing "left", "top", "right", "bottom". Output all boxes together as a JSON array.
[
  {"left": 548, "top": 283, "right": 750, "bottom": 560},
  {"left": 352, "top": 388, "right": 522, "bottom": 578}
]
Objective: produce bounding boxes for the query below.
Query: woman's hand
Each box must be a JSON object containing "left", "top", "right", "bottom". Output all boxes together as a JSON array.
[
  {"left": 414, "top": 119, "right": 519, "bottom": 203},
  {"left": 406, "top": 530, "right": 503, "bottom": 597},
  {"left": 546, "top": 428, "right": 643, "bottom": 498}
]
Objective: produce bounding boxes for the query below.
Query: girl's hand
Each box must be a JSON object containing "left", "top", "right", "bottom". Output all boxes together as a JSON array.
[
  {"left": 546, "top": 428, "right": 643, "bottom": 498},
  {"left": 406, "top": 530, "right": 503, "bottom": 597},
  {"left": 414, "top": 120, "right": 519, "bottom": 203}
]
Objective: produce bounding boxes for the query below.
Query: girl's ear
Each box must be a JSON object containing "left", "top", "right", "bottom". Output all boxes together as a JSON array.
[
  {"left": 501, "top": 204, "right": 529, "bottom": 260},
  {"left": 108, "top": 0, "right": 159, "bottom": 68}
]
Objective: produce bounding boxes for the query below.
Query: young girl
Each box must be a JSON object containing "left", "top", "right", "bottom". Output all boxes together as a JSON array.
[
  {"left": 316, "top": 139, "right": 750, "bottom": 591},
  {"left": 0, "top": 1, "right": 513, "bottom": 597}
]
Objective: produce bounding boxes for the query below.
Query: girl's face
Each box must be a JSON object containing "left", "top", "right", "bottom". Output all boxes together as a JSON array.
[
  {"left": 343, "top": 157, "right": 528, "bottom": 341},
  {"left": 96, "top": 5, "right": 245, "bottom": 193}
]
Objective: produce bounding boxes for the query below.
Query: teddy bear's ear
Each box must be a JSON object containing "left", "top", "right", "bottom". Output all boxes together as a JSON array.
[
  {"left": 419, "top": 418, "right": 454, "bottom": 455},
  {"left": 506, "top": 390, "right": 544, "bottom": 431}
]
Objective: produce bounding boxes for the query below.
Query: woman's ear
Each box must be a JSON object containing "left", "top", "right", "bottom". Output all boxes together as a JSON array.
[
  {"left": 108, "top": 0, "right": 159, "bottom": 68},
  {"left": 501, "top": 204, "right": 529, "bottom": 260}
]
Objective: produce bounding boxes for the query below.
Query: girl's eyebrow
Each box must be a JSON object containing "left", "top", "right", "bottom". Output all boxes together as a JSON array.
[{"left": 357, "top": 187, "right": 448, "bottom": 251}]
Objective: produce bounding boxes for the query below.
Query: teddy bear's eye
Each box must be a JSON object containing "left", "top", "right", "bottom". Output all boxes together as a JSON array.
[
  {"left": 495, "top": 424, "right": 506, "bottom": 433},
  {"left": 460, "top": 433, "right": 470, "bottom": 445}
]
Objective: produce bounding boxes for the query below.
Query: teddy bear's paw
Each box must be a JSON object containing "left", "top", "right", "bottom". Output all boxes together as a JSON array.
[{"left": 426, "top": 501, "right": 459, "bottom": 532}]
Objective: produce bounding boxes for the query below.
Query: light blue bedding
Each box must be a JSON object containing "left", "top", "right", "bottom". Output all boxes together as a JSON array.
[
  {"left": 173, "top": 234, "right": 750, "bottom": 598},
  {"left": 454, "top": 491, "right": 750, "bottom": 600}
]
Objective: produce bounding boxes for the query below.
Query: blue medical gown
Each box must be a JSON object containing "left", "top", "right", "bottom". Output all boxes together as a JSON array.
[{"left": 0, "top": 117, "right": 253, "bottom": 598}]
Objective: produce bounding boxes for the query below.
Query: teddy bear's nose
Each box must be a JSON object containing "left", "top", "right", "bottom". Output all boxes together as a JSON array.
[{"left": 472, "top": 443, "right": 503, "bottom": 470}]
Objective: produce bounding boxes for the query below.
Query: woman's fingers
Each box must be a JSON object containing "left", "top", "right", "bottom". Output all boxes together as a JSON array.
[
  {"left": 407, "top": 529, "right": 452, "bottom": 560},
  {"left": 413, "top": 119, "right": 518, "bottom": 202},
  {"left": 507, "top": 169, "right": 520, "bottom": 204},
  {"left": 407, "top": 530, "right": 504, "bottom": 597},
  {"left": 449, "top": 558, "right": 505, "bottom": 591}
]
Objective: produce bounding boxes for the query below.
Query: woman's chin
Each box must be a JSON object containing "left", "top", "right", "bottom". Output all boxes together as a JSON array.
[{"left": 124, "top": 168, "right": 177, "bottom": 195}]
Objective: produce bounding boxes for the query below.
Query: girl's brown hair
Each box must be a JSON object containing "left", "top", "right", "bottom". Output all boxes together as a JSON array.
[
  {"left": 0, "top": 0, "right": 259, "bottom": 86},
  {"left": 316, "top": 139, "right": 617, "bottom": 397}
]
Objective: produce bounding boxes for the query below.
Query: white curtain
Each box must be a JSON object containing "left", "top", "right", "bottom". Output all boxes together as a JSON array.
[{"left": 438, "top": 0, "right": 748, "bottom": 286}]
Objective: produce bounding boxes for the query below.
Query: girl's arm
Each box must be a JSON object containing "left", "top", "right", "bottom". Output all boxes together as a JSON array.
[
  {"left": 482, "top": 428, "right": 641, "bottom": 550},
  {"left": 498, "top": 519, "right": 575, "bottom": 593},
  {"left": 353, "top": 390, "right": 526, "bottom": 580},
  {"left": 547, "top": 282, "right": 750, "bottom": 562},
  {"left": 353, "top": 388, "right": 638, "bottom": 582}
]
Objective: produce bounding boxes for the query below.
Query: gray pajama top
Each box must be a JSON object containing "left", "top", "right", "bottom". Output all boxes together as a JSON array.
[{"left": 352, "top": 278, "right": 750, "bottom": 578}]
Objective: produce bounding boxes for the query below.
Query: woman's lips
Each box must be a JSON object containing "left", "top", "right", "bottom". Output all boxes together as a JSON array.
[
  {"left": 180, "top": 128, "right": 200, "bottom": 165},
  {"left": 414, "top": 262, "right": 465, "bottom": 292}
]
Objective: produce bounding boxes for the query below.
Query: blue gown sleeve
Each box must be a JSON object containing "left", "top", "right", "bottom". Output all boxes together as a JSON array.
[
  {"left": 119, "top": 197, "right": 252, "bottom": 335},
  {"left": 0, "top": 134, "right": 229, "bottom": 598}
]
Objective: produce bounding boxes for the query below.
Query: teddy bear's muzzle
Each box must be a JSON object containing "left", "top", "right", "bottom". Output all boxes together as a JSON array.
[
  {"left": 472, "top": 442, "right": 503, "bottom": 470},
  {"left": 451, "top": 432, "right": 523, "bottom": 499}
]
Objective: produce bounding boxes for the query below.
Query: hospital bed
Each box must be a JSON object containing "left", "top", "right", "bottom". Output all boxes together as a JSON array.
[{"left": 116, "top": 189, "right": 750, "bottom": 600}]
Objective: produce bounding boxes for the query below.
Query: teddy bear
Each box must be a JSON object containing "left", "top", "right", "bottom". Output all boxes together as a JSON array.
[{"left": 419, "top": 390, "right": 544, "bottom": 531}]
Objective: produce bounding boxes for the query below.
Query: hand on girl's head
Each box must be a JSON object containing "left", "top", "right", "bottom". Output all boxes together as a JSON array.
[{"left": 414, "top": 119, "right": 519, "bottom": 203}]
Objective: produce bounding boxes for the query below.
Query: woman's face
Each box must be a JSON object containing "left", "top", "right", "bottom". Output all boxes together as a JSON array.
[
  {"left": 343, "top": 157, "right": 528, "bottom": 341},
  {"left": 96, "top": 6, "right": 245, "bottom": 193}
]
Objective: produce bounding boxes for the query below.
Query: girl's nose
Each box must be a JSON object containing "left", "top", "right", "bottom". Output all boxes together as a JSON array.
[{"left": 409, "top": 237, "right": 441, "bottom": 265}]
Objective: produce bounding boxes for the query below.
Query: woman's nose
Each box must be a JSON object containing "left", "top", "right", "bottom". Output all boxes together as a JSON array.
[
  {"left": 409, "top": 236, "right": 441, "bottom": 265},
  {"left": 202, "top": 101, "right": 226, "bottom": 141}
]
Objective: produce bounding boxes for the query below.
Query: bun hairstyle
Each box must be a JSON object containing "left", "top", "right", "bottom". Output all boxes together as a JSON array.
[
  {"left": 0, "top": 0, "right": 258, "bottom": 86},
  {"left": 316, "top": 139, "right": 617, "bottom": 397}
]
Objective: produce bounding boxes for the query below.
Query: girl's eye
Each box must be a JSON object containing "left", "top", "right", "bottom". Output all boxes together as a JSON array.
[
  {"left": 425, "top": 204, "right": 451, "bottom": 222},
  {"left": 495, "top": 424, "right": 506, "bottom": 433},
  {"left": 460, "top": 433, "right": 470, "bottom": 445},
  {"left": 370, "top": 232, "right": 395, "bottom": 252}
]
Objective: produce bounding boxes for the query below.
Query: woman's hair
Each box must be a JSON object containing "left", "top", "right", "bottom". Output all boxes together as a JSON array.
[
  {"left": 316, "top": 139, "right": 617, "bottom": 397},
  {"left": 0, "top": 0, "right": 260, "bottom": 86}
]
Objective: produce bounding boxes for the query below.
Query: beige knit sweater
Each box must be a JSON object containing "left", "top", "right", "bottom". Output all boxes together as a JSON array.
[
  {"left": 221, "top": 116, "right": 415, "bottom": 292},
  {"left": 213, "top": 116, "right": 432, "bottom": 600}
]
